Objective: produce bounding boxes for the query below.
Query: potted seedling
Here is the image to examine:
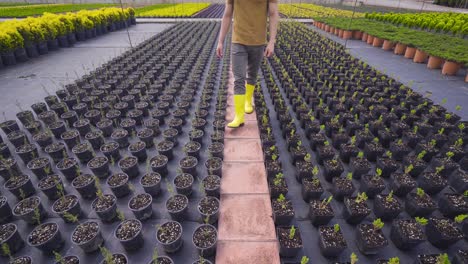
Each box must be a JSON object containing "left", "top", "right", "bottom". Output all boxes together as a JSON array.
[
  {"left": 197, "top": 196, "right": 220, "bottom": 225},
  {"left": 418, "top": 166, "right": 448, "bottom": 195},
  {"left": 71, "top": 220, "right": 104, "bottom": 253},
  {"left": 13, "top": 196, "right": 46, "bottom": 224},
  {"left": 269, "top": 172, "right": 288, "bottom": 198},
  {"left": 426, "top": 217, "right": 463, "bottom": 248},
  {"left": 208, "top": 142, "right": 224, "bottom": 159},
  {"left": 72, "top": 174, "right": 97, "bottom": 199},
  {"left": 272, "top": 194, "right": 294, "bottom": 225},
  {"left": 141, "top": 168, "right": 162, "bottom": 197},
  {"left": 332, "top": 172, "right": 356, "bottom": 201},
  {"left": 389, "top": 169, "right": 417, "bottom": 197},
  {"left": 356, "top": 218, "right": 388, "bottom": 255},
  {"left": 45, "top": 142, "right": 68, "bottom": 163},
  {"left": 318, "top": 223, "right": 347, "bottom": 257},
  {"left": 166, "top": 179, "right": 188, "bottom": 221},
  {"left": 343, "top": 190, "right": 372, "bottom": 225},
  {"left": 455, "top": 214, "right": 468, "bottom": 238},
  {"left": 72, "top": 142, "right": 95, "bottom": 164},
  {"left": 390, "top": 217, "right": 427, "bottom": 250},
  {"left": 202, "top": 175, "right": 221, "bottom": 198},
  {"left": 174, "top": 171, "right": 194, "bottom": 197},
  {"left": 350, "top": 152, "right": 371, "bottom": 179},
  {"left": 156, "top": 140, "right": 175, "bottom": 160},
  {"left": 129, "top": 193, "right": 153, "bottom": 220},
  {"left": 115, "top": 218, "right": 144, "bottom": 251},
  {"left": 53, "top": 252, "right": 80, "bottom": 264},
  {"left": 205, "top": 157, "right": 223, "bottom": 177},
  {"left": 360, "top": 168, "right": 385, "bottom": 198},
  {"left": 87, "top": 156, "right": 110, "bottom": 179},
  {"left": 415, "top": 253, "right": 451, "bottom": 264},
  {"left": 100, "top": 141, "right": 120, "bottom": 161},
  {"left": 373, "top": 191, "right": 402, "bottom": 221},
  {"left": 309, "top": 196, "right": 334, "bottom": 226},
  {"left": 156, "top": 221, "right": 183, "bottom": 253},
  {"left": 192, "top": 224, "right": 217, "bottom": 257},
  {"left": 0, "top": 223, "right": 24, "bottom": 256},
  {"left": 323, "top": 158, "right": 344, "bottom": 181},
  {"left": 4, "top": 174, "right": 35, "bottom": 199},
  {"left": 148, "top": 247, "right": 174, "bottom": 263},
  {"left": 27, "top": 222, "right": 64, "bottom": 253},
  {"left": 179, "top": 156, "right": 198, "bottom": 177},
  {"left": 277, "top": 225, "right": 303, "bottom": 257},
  {"left": 405, "top": 188, "right": 438, "bottom": 217},
  {"left": 301, "top": 166, "right": 324, "bottom": 201},
  {"left": 118, "top": 156, "right": 140, "bottom": 179},
  {"left": 150, "top": 155, "right": 169, "bottom": 176},
  {"left": 56, "top": 157, "right": 80, "bottom": 181},
  {"left": 0, "top": 196, "right": 13, "bottom": 224},
  {"left": 52, "top": 194, "right": 82, "bottom": 223},
  {"left": 438, "top": 192, "right": 468, "bottom": 218},
  {"left": 99, "top": 246, "right": 128, "bottom": 264},
  {"left": 128, "top": 142, "right": 147, "bottom": 163},
  {"left": 27, "top": 157, "right": 53, "bottom": 180},
  {"left": 92, "top": 179, "right": 117, "bottom": 222},
  {"left": 107, "top": 172, "right": 131, "bottom": 198}
]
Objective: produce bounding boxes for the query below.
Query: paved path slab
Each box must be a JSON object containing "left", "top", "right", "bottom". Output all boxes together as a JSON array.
[{"left": 216, "top": 67, "right": 279, "bottom": 264}]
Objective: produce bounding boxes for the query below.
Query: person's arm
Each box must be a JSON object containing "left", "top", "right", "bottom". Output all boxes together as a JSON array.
[
  {"left": 264, "top": 2, "right": 279, "bottom": 57},
  {"left": 217, "top": 3, "right": 233, "bottom": 58}
]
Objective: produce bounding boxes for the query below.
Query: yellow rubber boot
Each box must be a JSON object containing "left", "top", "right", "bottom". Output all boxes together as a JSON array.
[
  {"left": 245, "top": 83, "right": 255, "bottom": 114},
  {"left": 227, "top": 95, "right": 245, "bottom": 128}
]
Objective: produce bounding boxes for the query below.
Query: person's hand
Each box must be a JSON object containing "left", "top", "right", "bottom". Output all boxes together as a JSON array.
[
  {"left": 264, "top": 42, "right": 275, "bottom": 57},
  {"left": 216, "top": 42, "right": 223, "bottom": 58}
]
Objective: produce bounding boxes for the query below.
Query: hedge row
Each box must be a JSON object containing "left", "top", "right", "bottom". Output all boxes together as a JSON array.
[
  {"left": 135, "top": 3, "right": 210, "bottom": 17},
  {"left": 279, "top": 3, "right": 364, "bottom": 18},
  {"left": 316, "top": 17, "right": 468, "bottom": 64},
  {"left": 0, "top": 3, "right": 116, "bottom": 18},
  {"left": 365, "top": 12, "right": 468, "bottom": 37},
  {"left": 0, "top": 7, "right": 135, "bottom": 54}
]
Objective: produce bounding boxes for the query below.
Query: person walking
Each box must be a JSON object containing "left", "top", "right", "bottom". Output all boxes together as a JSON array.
[{"left": 216, "top": 0, "right": 279, "bottom": 128}]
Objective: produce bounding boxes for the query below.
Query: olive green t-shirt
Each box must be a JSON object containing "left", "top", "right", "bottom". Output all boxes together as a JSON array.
[{"left": 227, "top": 0, "right": 278, "bottom": 46}]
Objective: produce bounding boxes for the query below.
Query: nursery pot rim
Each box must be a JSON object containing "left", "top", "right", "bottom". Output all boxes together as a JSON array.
[
  {"left": 156, "top": 220, "right": 183, "bottom": 245},
  {"left": 27, "top": 221, "right": 59, "bottom": 247},
  {"left": 114, "top": 218, "right": 143, "bottom": 242},
  {"left": 192, "top": 224, "right": 218, "bottom": 249},
  {"left": 71, "top": 220, "right": 101, "bottom": 246}
]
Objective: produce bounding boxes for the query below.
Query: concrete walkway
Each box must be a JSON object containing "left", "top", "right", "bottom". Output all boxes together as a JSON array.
[
  {"left": 0, "top": 23, "right": 172, "bottom": 120},
  {"left": 309, "top": 25, "right": 468, "bottom": 120},
  {"left": 216, "top": 69, "right": 280, "bottom": 264}
]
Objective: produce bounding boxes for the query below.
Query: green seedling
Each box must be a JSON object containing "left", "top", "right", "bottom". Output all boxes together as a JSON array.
[
  {"left": 274, "top": 173, "right": 284, "bottom": 186},
  {"left": 415, "top": 217, "right": 428, "bottom": 226},
  {"left": 464, "top": 190, "right": 468, "bottom": 197},
  {"left": 289, "top": 225, "right": 296, "bottom": 239},
  {"left": 375, "top": 168, "right": 382, "bottom": 177},
  {"left": 165, "top": 178, "right": 174, "bottom": 195},
  {"left": 53, "top": 251, "right": 64, "bottom": 264},
  {"left": 373, "top": 218, "right": 384, "bottom": 231},
  {"left": 404, "top": 165, "right": 414, "bottom": 174},
  {"left": 300, "top": 256, "right": 310, "bottom": 264},
  {"left": 416, "top": 188, "right": 425, "bottom": 198},
  {"left": 323, "top": 140, "right": 329, "bottom": 146},
  {"left": 438, "top": 128, "right": 445, "bottom": 135},
  {"left": 454, "top": 138, "right": 463, "bottom": 148},
  {"left": 346, "top": 172, "right": 353, "bottom": 180},
  {"left": 350, "top": 252, "right": 358, "bottom": 264},
  {"left": 437, "top": 253, "right": 450, "bottom": 264},
  {"left": 277, "top": 194, "right": 287, "bottom": 209},
  {"left": 312, "top": 166, "right": 319, "bottom": 176},
  {"left": 385, "top": 150, "right": 393, "bottom": 158},
  {"left": 95, "top": 177, "right": 104, "bottom": 199},
  {"left": 386, "top": 191, "right": 394, "bottom": 202},
  {"left": 116, "top": 209, "right": 125, "bottom": 222},
  {"left": 62, "top": 212, "right": 79, "bottom": 223},
  {"left": 304, "top": 153, "right": 311, "bottom": 162},
  {"left": 446, "top": 151, "right": 454, "bottom": 159},
  {"left": 458, "top": 123, "right": 465, "bottom": 132},
  {"left": 355, "top": 192, "right": 368, "bottom": 204},
  {"left": 152, "top": 247, "right": 159, "bottom": 261},
  {"left": 388, "top": 257, "right": 400, "bottom": 264},
  {"left": 1, "top": 243, "right": 12, "bottom": 260},
  {"left": 357, "top": 151, "right": 364, "bottom": 159},
  {"left": 99, "top": 246, "right": 114, "bottom": 264},
  {"left": 272, "top": 154, "right": 278, "bottom": 161},
  {"left": 417, "top": 150, "right": 427, "bottom": 160},
  {"left": 33, "top": 206, "right": 41, "bottom": 225},
  {"left": 454, "top": 214, "right": 468, "bottom": 223},
  {"left": 320, "top": 196, "right": 333, "bottom": 210},
  {"left": 334, "top": 223, "right": 340, "bottom": 233}
]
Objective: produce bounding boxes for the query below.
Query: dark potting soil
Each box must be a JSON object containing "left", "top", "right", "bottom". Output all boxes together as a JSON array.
[
  {"left": 174, "top": 174, "right": 193, "bottom": 188},
  {"left": 185, "top": 141, "right": 200, "bottom": 152},
  {"left": 151, "top": 155, "right": 168, "bottom": 167},
  {"left": 38, "top": 174, "right": 60, "bottom": 189},
  {"left": 346, "top": 198, "right": 371, "bottom": 215},
  {"left": 72, "top": 174, "right": 94, "bottom": 188},
  {"left": 10, "top": 256, "right": 32, "bottom": 264},
  {"left": 202, "top": 175, "right": 220, "bottom": 190},
  {"left": 180, "top": 156, "right": 197, "bottom": 168},
  {"left": 270, "top": 177, "right": 288, "bottom": 194},
  {"left": 272, "top": 198, "right": 294, "bottom": 217},
  {"left": 207, "top": 142, "right": 223, "bottom": 153},
  {"left": 157, "top": 141, "right": 173, "bottom": 151},
  {"left": 108, "top": 173, "right": 128, "bottom": 187},
  {"left": 445, "top": 194, "right": 468, "bottom": 211},
  {"left": 53, "top": 195, "right": 77, "bottom": 212},
  {"left": 167, "top": 195, "right": 188, "bottom": 211},
  {"left": 45, "top": 142, "right": 65, "bottom": 153},
  {"left": 398, "top": 220, "right": 425, "bottom": 241},
  {"left": 57, "top": 158, "right": 77, "bottom": 170},
  {"left": 73, "top": 142, "right": 90, "bottom": 153},
  {"left": 89, "top": 157, "right": 107, "bottom": 168},
  {"left": 16, "top": 144, "right": 35, "bottom": 153},
  {"left": 119, "top": 157, "right": 137, "bottom": 169},
  {"left": 278, "top": 227, "right": 302, "bottom": 249},
  {"left": 102, "top": 254, "right": 127, "bottom": 264},
  {"left": 28, "top": 157, "right": 49, "bottom": 169},
  {"left": 310, "top": 199, "right": 334, "bottom": 216},
  {"left": 129, "top": 193, "right": 151, "bottom": 210},
  {"left": 116, "top": 219, "right": 141, "bottom": 240},
  {"left": 141, "top": 172, "right": 161, "bottom": 186},
  {"left": 92, "top": 194, "right": 116, "bottom": 212},
  {"left": 28, "top": 222, "right": 57, "bottom": 245},
  {"left": 409, "top": 192, "right": 436, "bottom": 208},
  {"left": 5, "top": 174, "right": 29, "bottom": 189},
  {"left": 13, "top": 196, "right": 39, "bottom": 215},
  {"left": 0, "top": 223, "right": 15, "bottom": 242},
  {"left": 0, "top": 158, "right": 16, "bottom": 170},
  {"left": 137, "top": 128, "right": 153, "bottom": 138},
  {"left": 193, "top": 225, "right": 217, "bottom": 249},
  {"left": 60, "top": 256, "right": 80, "bottom": 264},
  {"left": 101, "top": 142, "right": 119, "bottom": 152},
  {"left": 72, "top": 221, "right": 99, "bottom": 244},
  {"left": 86, "top": 130, "right": 103, "bottom": 140},
  {"left": 418, "top": 254, "right": 447, "bottom": 264},
  {"left": 157, "top": 221, "right": 182, "bottom": 244},
  {"left": 431, "top": 218, "right": 463, "bottom": 238},
  {"left": 189, "top": 129, "right": 204, "bottom": 139},
  {"left": 376, "top": 194, "right": 401, "bottom": 211},
  {"left": 128, "top": 141, "right": 146, "bottom": 152},
  {"left": 358, "top": 224, "right": 387, "bottom": 248},
  {"left": 319, "top": 226, "right": 346, "bottom": 248},
  {"left": 198, "top": 196, "right": 219, "bottom": 215},
  {"left": 112, "top": 129, "right": 128, "bottom": 139},
  {"left": 206, "top": 158, "right": 221, "bottom": 171},
  {"left": 62, "top": 130, "right": 79, "bottom": 139}
]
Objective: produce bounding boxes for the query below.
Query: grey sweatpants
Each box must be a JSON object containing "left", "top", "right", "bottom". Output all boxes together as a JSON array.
[{"left": 231, "top": 43, "right": 265, "bottom": 94}]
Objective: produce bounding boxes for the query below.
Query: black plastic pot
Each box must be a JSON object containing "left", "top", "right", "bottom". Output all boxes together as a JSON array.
[
  {"left": 179, "top": 156, "right": 198, "bottom": 177},
  {"left": 426, "top": 217, "right": 463, "bottom": 248},
  {"left": 119, "top": 156, "right": 140, "bottom": 179},
  {"left": 277, "top": 226, "right": 303, "bottom": 257},
  {"left": 72, "top": 142, "right": 95, "bottom": 164},
  {"left": 318, "top": 225, "right": 347, "bottom": 257},
  {"left": 150, "top": 155, "right": 169, "bottom": 176},
  {"left": 0, "top": 223, "right": 24, "bottom": 255},
  {"left": 202, "top": 175, "right": 221, "bottom": 198},
  {"left": 166, "top": 194, "right": 188, "bottom": 221},
  {"left": 356, "top": 223, "right": 388, "bottom": 255},
  {"left": 129, "top": 193, "right": 153, "bottom": 221},
  {"left": 115, "top": 219, "right": 144, "bottom": 251},
  {"left": 205, "top": 157, "right": 223, "bottom": 177},
  {"left": 373, "top": 194, "right": 402, "bottom": 221},
  {"left": 128, "top": 141, "right": 147, "bottom": 162},
  {"left": 0, "top": 196, "right": 13, "bottom": 224},
  {"left": 4, "top": 174, "right": 36, "bottom": 199},
  {"left": 37, "top": 174, "right": 63, "bottom": 200},
  {"left": 107, "top": 173, "right": 131, "bottom": 198},
  {"left": 389, "top": 219, "right": 426, "bottom": 250},
  {"left": 156, "top": 221, "right": 183, "bottom": 253},
  {"left": 13, "top": 196, "right": 46, "bottom": 224},
  {"left": 1, "top": 51, "right": 16, "bottom": 66},
  {"left": 72, "top": 174, "right": 97, "bottom": 199},
  {"left": 192, "top": 224, "right": 217, "bottom": 257},
  {"left": 92, "top": 194, "right": 117, "bottom": 222},
  {"left": 56, "top": 157, "right": 80, "bottom": 181},
  {"left": 342, "top": 198, "right": 371, "bottom": 225},
  {"left": 27, "top": 222, "right": 63, "bottom": 254},
  {"left": 52, "top": 194, "right": 82, "bottom": 222},
  {"left": 71, "top": 221, "right": 104, "bottom": 253},
  {"left": 87, "top": 156, "right": 110, "bottom": 179}
]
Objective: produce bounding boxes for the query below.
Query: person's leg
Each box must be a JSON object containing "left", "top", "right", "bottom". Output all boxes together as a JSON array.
[
  {"left": 228, "top": 43, "right": 248, "bottom": 128},
  {"left": 245, "top": 45, "right": 265, "bottom": 114}
]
